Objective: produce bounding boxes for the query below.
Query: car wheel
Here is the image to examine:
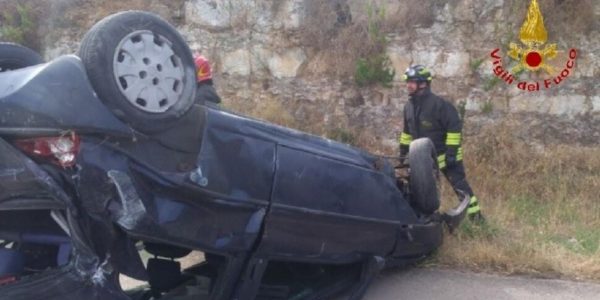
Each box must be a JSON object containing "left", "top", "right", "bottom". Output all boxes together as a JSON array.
[
  {"left": 78, "top": 11, "right": 196, "bottom": 134},
  {"left": 408, "top": 138, "right": 440, "bottom": 215},
  {"left": 0, "top": 42, "right": 43, "bottom": 72}
]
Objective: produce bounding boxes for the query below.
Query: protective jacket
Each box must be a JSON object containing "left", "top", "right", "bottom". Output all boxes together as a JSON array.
[
  {"left": 399, "top": 88, "right": 463, "bottom": 169},
  {"left": 195, "top": 81, "right": 221, "bottom": 105}
]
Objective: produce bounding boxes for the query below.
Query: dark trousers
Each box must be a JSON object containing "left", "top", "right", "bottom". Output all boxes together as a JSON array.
[{"left": 441, "top": 162, "right": 474, "bottom": 201}]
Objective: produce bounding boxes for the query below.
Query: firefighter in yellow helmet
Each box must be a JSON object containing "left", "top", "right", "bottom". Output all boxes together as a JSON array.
[{"left": 399, "top": 65, "right": 484, "bottom": 223}]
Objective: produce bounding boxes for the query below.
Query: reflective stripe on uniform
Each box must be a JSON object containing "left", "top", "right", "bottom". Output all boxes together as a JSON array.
[
  {"left": 437, "top": 154, "right": 446, "bottom": 169},
  {"left": 399, "top": 132, "right": 413, "bottom": 145},
  {"left": 467, "top": 196, "right": 480, "bottom": 214},
  {"left": 446, "top": 132, "right": 461, "bottom": 146},
  {"left": 457, "top": 147, "right": 463, "bottom": 161}
]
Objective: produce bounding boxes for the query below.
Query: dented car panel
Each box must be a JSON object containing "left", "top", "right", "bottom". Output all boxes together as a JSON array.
[
  {"left": 0, "top": 138, "right": 129, "bottom": 299},
  {"left": 0, "top": 138, "right": 67, "bottom": 211},
  {"left": 76, "top": 138, "right": 268, "bottom": 255}
]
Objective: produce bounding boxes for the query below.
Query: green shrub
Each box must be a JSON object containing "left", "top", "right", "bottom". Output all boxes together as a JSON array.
[
  {"left": 353, "top": 2, "right": 395, "bottom": 87},
  {"left": 0, "top": 26, "right": 24, "bottom": 43},
  {"left": 0, "top": 4, "right": 39, "bottom": 51},
  {"left": 355, "top": 54, "right": 395, "bottom": 87}
]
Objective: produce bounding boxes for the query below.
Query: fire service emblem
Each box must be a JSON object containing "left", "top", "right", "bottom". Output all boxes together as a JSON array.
[{"left": 489, "top": 0, "right": 576, "bottom": 91}]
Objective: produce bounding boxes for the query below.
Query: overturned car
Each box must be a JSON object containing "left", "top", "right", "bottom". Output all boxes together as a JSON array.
[{"left": 0, "top": 11, "right": 468, "bottom": 300}]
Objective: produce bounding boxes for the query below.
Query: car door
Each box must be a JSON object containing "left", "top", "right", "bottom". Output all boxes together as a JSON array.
[{"left": 256, "top": 144, "right": 414, "bottom": 263}]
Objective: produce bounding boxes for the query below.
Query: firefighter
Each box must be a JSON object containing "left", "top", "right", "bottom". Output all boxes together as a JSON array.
[
  {"left": 398, "top": 65, "right": 484, "bottom": 223},
  {"left": 194, "top": 54, "right": 221, "bottom": 106}
]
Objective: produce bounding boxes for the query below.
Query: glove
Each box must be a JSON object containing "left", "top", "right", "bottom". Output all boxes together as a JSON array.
[
  {"left": 399, "top": 145, "right": 409, "bottom": 159},
  {"left": 398, "top": 132, "right": 412, "bottom": 159}
]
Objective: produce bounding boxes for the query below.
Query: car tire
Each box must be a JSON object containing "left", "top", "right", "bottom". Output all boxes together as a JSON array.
[
  {"left": 0, "top": 42, "right": 43, "bottom": 72},
  {"left": 78, "top": 11, "right": 196, "bottom": 134},
  {"left": 408, "top": 138, "right": 440, "bottom": 215}
]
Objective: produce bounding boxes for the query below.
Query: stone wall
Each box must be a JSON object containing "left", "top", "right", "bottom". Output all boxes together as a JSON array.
[{"left": 40, "top": 0, "right": 600, "bottom": 153}]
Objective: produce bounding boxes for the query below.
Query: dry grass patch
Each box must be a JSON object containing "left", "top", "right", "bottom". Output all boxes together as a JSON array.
[
  {"left": 301, "top": 1, "right": 399, "bottom": 79},
  {"left": 223, "top": 98, "right": 301, "bottom": 130},
  {"left": 301, "top": 6, "right": 377, "bottom": 77},
  {"left": 0, "top": 0, "right": 48, "bottom": 51},
  {"left": 222, "top": 98, "right": 372, "bottom": 148},
  {"left": 432, "top": 121, "right": 600, "bottom": 281},
  {"left": 58, "top": 0, "right": 185, "bottom": 31}
]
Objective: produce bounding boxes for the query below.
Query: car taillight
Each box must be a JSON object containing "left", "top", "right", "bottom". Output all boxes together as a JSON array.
[
  {"left": 0, "top": 275, "right": 17, "bottom": 286},
  {"left": 13, "top": 132, "right": 81, "bottom": 168}
]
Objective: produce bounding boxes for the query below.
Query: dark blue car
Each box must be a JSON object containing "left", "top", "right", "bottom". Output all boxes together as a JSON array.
[{"left": 0, "top": 11, "right": 467, "bottom": 300}]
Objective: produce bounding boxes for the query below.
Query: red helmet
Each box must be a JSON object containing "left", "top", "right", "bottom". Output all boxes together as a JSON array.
[{"left": 194, "top": 54, "right": 212, "bottom": 82}]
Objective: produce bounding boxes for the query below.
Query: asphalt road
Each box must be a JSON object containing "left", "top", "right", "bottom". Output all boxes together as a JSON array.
[{"left": 343, "top": 267, "right": 600, "bottom": 300}]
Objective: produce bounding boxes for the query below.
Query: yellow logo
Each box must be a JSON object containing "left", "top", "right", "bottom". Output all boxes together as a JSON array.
[
  {"left": 489, "top": 0, "right": 577, "bottom": 91},
  {"left": 507, "top": 0, "right": 557, "bottom": 74}
]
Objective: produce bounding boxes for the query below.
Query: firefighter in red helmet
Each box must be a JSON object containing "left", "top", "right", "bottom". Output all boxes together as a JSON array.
[{"left": 194, "top": 54, "right": 221, "bottom": 105}]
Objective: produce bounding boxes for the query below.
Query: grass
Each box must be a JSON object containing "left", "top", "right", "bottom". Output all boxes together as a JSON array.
[
  {"left": 480, "top": 101, "right": 494, "bottom": 114},
  {"left": 0, "top": 2, "right": 41, "bottom": 51},
  {"left": 470, "top": 58, "right": 485, "bottom": 72},
  {"left": 222, "top": 98, "right": 369, "bottom": 147},
  {"left": 353, "top": 3, "right": 395, "bottom": 87},
  {"left": 301, "top": 0, "right": 432, "bottom": 80},
  {"left": 225, "top": 98, "right": 300, "bottom": 130},
  {"left": 355, "top": 54, "right": 395, "bottom": 87},
  {"left": 326, "top": 128, "right": 357, "bottom": 146},
  {"left": 57, "top": 0, "right": 185, "bottom": 31},
  {"left": 431, "top": 121, "right": 600, "bottom": 281},
  {"left": 483, "top": 76, "right": 502, "bottom": 91},
  {"left": 301, "top": 1, "right": 391, "bottom": 79}
]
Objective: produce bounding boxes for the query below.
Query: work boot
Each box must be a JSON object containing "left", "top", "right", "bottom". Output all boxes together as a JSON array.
[
  {"left": 468, "top": 211, "right": 486, "bottom": 224},
  {"left": 467, "top": 196, "right": 485, "bottom": 224}
]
